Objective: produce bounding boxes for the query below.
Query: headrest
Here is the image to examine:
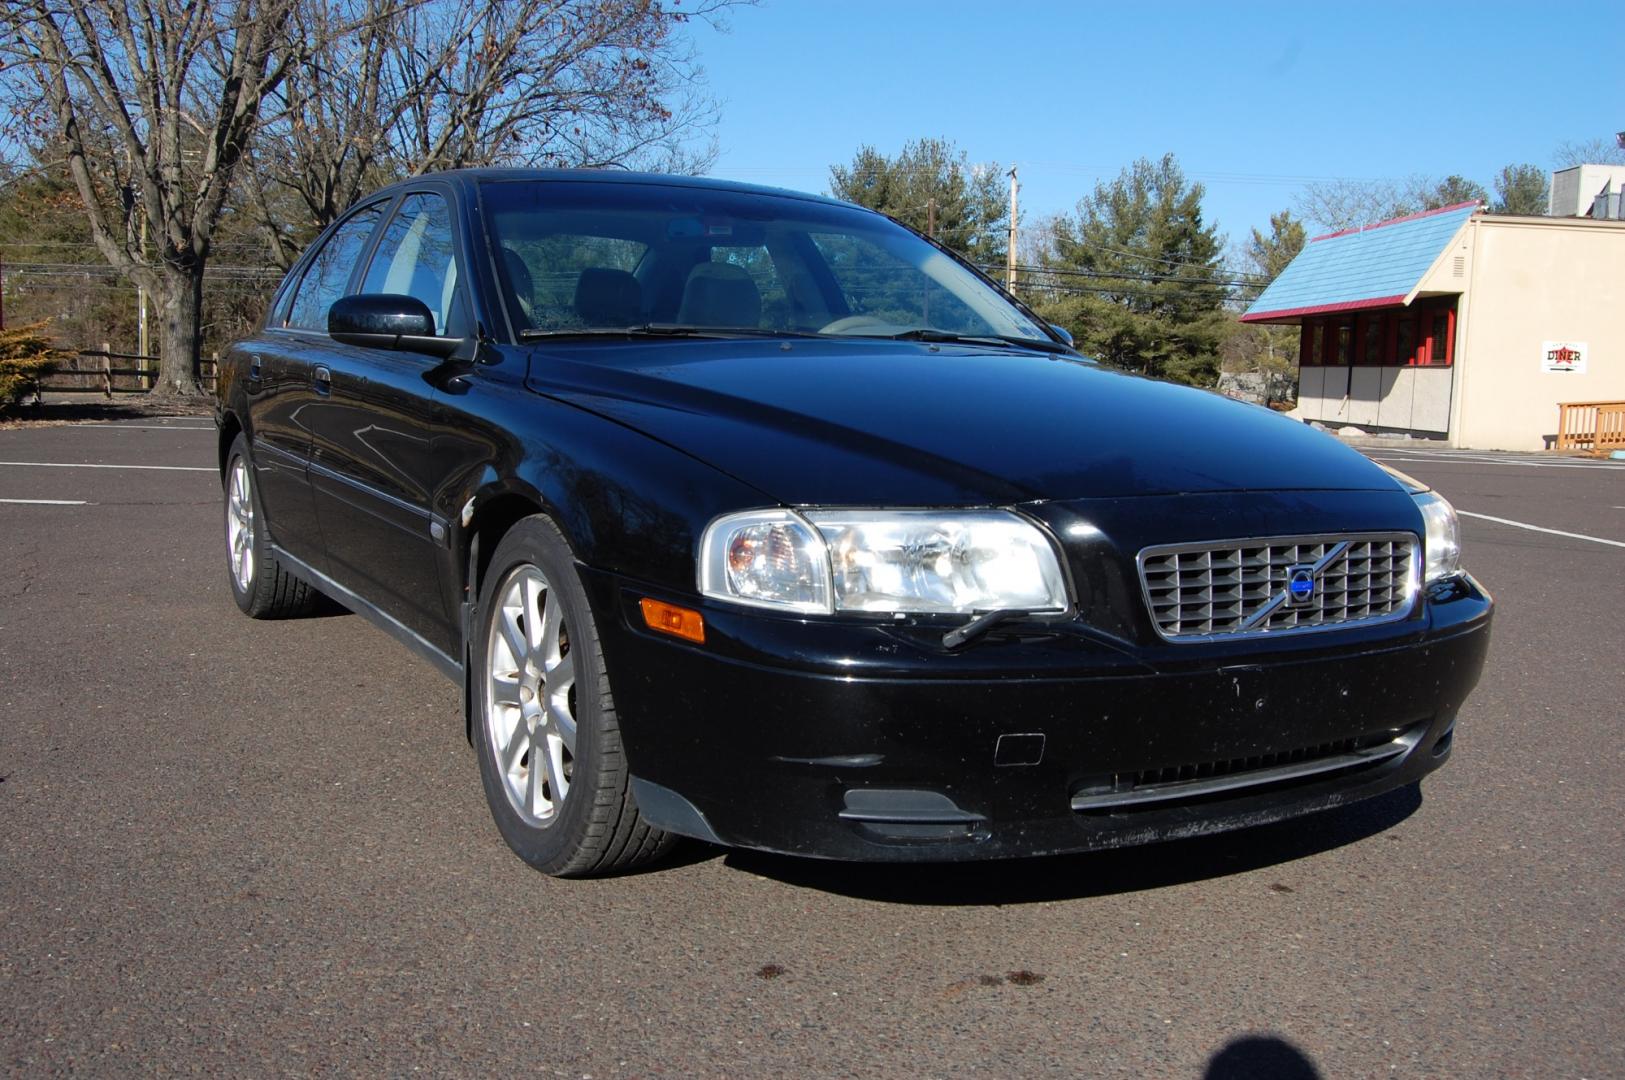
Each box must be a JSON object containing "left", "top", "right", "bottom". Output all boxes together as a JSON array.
[
  {"left": 574, "top": 267, "right": 642, "bottom": 327},
  {"left": 676, "top": 262, "right": 761, "bottom": 328}
]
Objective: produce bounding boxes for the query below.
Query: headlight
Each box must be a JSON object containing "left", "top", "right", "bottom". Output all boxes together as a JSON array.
[
  {"left": 698, "top": 509, "right": 831, "bottom": 613},
  {"left": 1413, "top": 491, "right": 1461, "bottom": 584},
  {"left": 699, "top": 509, "right": 1069, "bottom": 615}
]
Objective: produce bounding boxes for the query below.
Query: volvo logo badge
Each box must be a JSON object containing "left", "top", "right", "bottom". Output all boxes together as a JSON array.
[{"left": 1286, "top": 565, "right": 1317, "bottom": 606}]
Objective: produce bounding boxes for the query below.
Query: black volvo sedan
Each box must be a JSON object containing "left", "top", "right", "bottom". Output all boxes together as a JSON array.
[{"left": 215, "top": 169, "right": 1492, "bottom": 876}]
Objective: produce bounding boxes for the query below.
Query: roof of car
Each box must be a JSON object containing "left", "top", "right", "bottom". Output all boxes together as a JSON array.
[{"left": 384, "top": 167, "right": 858, "bottom": 210}]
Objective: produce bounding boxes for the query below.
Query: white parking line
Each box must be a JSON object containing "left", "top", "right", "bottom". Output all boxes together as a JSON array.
[
  {"left": 0, "top": 498, "right": 90, "bottom": 505},
  {"left": 61, "top": 423, "right": 214, "bottom": 432},
  {"left": 1457, "top": 510, "right": 1625, "bottom": 549},
  {"left": 0, "top": 460, "right": 213, "bottom": 472},
  {"left": 1367, "top": 452, "right": 1625, "bottom": 471}
]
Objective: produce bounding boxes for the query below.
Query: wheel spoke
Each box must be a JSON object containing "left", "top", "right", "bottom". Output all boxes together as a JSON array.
[
  {"left": 497, "top": 606, "right": 526, "bottom": 666},
  {"left": 537, "top": 596, "right": 563, "bottom": 665},
  {"left": 524, "top": 727, "right": 540, "bottom": 815},
  {"left": 543, "top": 735, "right": 569, "bottom": 805},
  {"left": 547, "top": 695, "right": 576, "bottom": 753},
  {"left": 490, "top": 674, "right": 524, "bottom": 708},
  {"left": 499, "top": 721, "right": 528, "bottom": 775},
  {"left": 522, "top": 574, "right": 548, "bottom": 653}
]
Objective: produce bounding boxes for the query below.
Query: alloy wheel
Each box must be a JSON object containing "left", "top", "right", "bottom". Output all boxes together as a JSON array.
[
  {"left": 227, "top": 457, "right": 256, "bottom": 593},
  {"left": 485, "top": 564, "right": 577, "bottom": 826}
]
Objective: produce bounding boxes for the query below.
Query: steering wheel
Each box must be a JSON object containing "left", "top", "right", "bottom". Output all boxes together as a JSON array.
[{"left": 818, "top": 315, "right": 897, "bottom": 335}]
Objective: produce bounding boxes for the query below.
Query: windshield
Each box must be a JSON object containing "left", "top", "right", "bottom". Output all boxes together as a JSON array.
[{"left": 479, "top": 180, "right": 1054, "bottom": 345}]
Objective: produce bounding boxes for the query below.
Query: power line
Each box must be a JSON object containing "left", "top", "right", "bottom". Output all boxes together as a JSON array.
[
  {"left": 1043, "top": 230, "right": 1260, "bottom": 279},
  {"left": 988, "top": 261, "right": 1262, "bottom": 289}
]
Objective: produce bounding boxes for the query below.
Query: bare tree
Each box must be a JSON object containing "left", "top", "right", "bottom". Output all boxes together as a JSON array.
[
  {"left": 1554, "top": 135, "right": 1625, "bottom": 168},
  {"left": 1, "top": 0, "right": 302, "bottom": 392},
  {"left": 244, "top": 0, "right": 740, "bottom": 269},
  {"left": 1295, "top": 177, "right": 1420, "bottom": 233}
]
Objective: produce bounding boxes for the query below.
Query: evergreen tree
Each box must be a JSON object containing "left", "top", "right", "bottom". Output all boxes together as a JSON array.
[
  {"left": 1492, "top": 164, "right": 1549, "bottom": 215},
  {"left": 1246, "top": 211, "right": 1306, "bottom": 281},
  {"left": 829, "top": 138, "right": 1008, "bottom": 264},
  {"left": 1032, "top": 154, "right": 1227, "bottom": 385},
  {"left": 1225, "top": 209, "right": 1307, "bottom": 379},
  {"left": 1423, "top": 175, "right": 1489, "bottom": 210}
]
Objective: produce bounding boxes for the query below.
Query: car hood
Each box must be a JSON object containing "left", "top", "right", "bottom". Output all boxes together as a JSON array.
[{"left": 525, "top": 339, "right": 1400, "bottom": 506}]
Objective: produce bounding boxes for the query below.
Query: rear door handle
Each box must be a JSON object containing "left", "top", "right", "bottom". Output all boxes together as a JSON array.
[{"left": 313, "top": 365, "right": 332, "bottom": 395}]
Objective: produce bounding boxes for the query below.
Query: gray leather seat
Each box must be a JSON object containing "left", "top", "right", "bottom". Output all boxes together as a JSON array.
[{"left": 676, "top": 262, "right": 761, "bottom": 327}]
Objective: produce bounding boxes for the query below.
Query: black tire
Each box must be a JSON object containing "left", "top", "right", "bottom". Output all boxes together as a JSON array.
[
  {"left": 223, "top": 433, "right": 319, "bottom": 619},
  {"left": 472, "top": 514, "right": 674, "bottom": 876}
]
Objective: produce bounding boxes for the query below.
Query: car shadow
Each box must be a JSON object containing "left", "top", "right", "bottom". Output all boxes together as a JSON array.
[{"left": 711, "top": 783, "right": 1422, "bottom": 905}]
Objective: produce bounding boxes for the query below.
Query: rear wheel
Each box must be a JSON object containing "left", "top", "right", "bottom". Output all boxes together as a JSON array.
[
  {"left": 224, "top": 433, "right": 319, "bottom": 619},
  {"left": 473, "top": 515, "right": 674, "bottom": 876}
]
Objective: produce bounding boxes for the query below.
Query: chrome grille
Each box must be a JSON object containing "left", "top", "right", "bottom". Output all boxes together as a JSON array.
[{"left": 1138, "top": 532, "right": 1418, "bottom": 642}]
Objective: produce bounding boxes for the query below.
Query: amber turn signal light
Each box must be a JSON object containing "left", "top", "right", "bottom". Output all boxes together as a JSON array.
[{"left": 639, "top": 597, "right": 706, "bottom": 644}]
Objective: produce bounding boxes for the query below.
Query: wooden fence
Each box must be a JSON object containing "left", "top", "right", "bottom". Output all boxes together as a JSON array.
[
  {"left": 1555, "top": 400, "right": 1625, "bottom": 452},
  {"left": 27, "top": 346, "right": 217, "bottom": 399}
]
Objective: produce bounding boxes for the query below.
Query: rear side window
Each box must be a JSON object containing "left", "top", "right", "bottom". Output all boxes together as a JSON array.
[
  {"left": 361, "top": 193, "right": 467, "bottom": 337},
  {"left": 285, "top": 203, "right": 385, "bottom": 331}
]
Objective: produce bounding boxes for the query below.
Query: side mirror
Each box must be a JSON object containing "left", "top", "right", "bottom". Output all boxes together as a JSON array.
[
  {"left": 329, "top": 294, "right": 461, "bottom": 358},
  {"left": 1049, "top": 323, "right": 1075, "bottom": 348}
]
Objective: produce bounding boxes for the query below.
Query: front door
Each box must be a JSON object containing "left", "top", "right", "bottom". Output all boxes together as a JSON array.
[{"left": 305, "top": 190, "right": 471, "bottom": 656}]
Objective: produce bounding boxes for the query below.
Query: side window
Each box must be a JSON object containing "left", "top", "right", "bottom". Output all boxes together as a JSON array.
[
  {"left": 361, "top": 193, "right": 467, "bottom": 337},
  {"left": 286, "top": 203, "right": 385, "bottom": 331}
]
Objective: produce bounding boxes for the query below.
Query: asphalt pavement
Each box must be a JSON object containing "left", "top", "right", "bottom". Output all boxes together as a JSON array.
[{"left": 1, "top": 419, "right": 1620, "bottom": 1077}]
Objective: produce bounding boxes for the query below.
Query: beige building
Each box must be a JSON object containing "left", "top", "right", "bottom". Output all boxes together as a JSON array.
[{"left": 1242, "top": 201, "right": 1625, "bottom": 451}]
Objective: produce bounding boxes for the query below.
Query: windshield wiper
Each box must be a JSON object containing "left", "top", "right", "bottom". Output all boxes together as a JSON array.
[
  {"left": 518, "top": 324, "right": 822, "bottom": 341},
  {"left": 882, "top": 328, "right": 1072, "bottom": 354}
]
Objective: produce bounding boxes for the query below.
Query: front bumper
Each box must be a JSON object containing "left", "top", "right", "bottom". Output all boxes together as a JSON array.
[{"left": 588, "top": 569, "right": 1492, "bottom": 862}]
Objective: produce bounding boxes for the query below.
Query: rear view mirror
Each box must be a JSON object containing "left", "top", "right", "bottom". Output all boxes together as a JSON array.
[{"left": 329, "top": 294, "right": 460, "bottom": 358}]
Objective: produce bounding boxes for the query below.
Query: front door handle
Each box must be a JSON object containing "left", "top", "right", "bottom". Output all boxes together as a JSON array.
[{"left": 313, "top": 365, "right": 332, "bottom": 395}]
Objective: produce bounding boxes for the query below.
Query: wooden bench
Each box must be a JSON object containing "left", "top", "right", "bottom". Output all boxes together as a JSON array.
[{"left": 1556, "top": 400, "right": 1625, "bottom": 452}]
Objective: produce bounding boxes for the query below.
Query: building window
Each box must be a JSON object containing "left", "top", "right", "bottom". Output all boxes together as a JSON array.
[
  {"left": 1293, "top": 305, "right": 1453, "bottom": 368},
  {"left": 1428, "top": 311, "right": 1451, "bottom": 364},
  {"left": 1362, "top": 314, "right": 1385, "bottom": 364},
  {"left": 1413, "top": 303, "right": 1456, "bottom": 366},
  {"left": 1396, "top": 316, "right": 1417, "bottom": 365}
]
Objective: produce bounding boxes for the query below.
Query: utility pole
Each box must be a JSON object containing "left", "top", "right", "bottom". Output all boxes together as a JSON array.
[
  {"left": 926, "top": 197, "right": 936, "bottom": 239},
  {"left": 137, "top": 213, "right": 149, "bottom": 361},
  {"left": 1006, "top": 167, "right": 1019, "bottom": 292},
  {"left": 123, "top": 145, "right": 150, "bottom": 366}
]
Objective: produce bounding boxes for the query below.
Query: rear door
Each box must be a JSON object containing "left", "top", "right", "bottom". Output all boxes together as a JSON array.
[
  {"left": 305, "top": 189, "right": 472, "bottom": 655},
  {"left": 244, "top": 201, "right": 387, "bottom": 569}
]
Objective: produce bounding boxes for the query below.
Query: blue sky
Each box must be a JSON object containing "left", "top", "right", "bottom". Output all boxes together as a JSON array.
[{"left": 692, "top": 1, "right": 1624, "bottom": 251}]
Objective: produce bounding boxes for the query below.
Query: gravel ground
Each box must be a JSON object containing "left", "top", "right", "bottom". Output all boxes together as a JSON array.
[{"left": 1, "top": 418, "right": 1620, "bottom": 1077}]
